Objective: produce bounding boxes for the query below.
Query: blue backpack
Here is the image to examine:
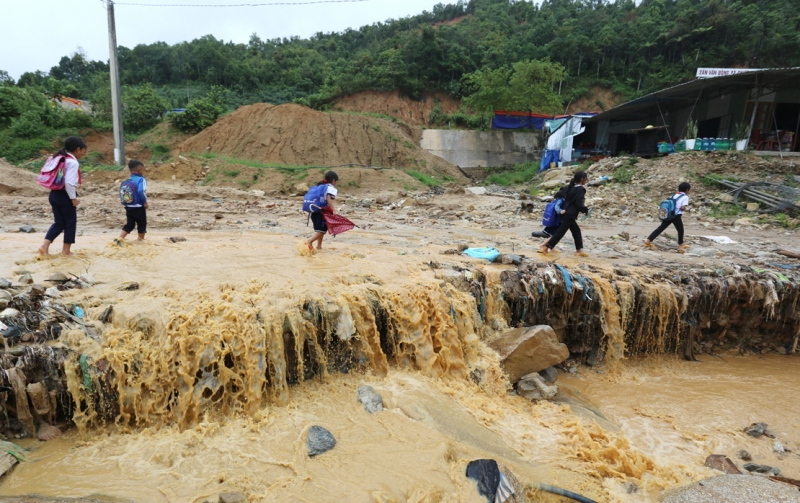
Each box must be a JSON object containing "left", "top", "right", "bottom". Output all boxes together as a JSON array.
[
  {"left": 302, "top": 184, "right": 330, "bottom": 213},
  {"left": 119, "top": 177, "right": 144, "bottom": 206},
  {"left": 542, "top": 198, "right": 564, "bottom": 227},
  {"left": 658, "top": 193, "right": 682, "bottom": 221}
]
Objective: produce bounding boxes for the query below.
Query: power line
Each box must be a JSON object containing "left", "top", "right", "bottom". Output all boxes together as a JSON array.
[{"left": 111, "top": 0, "right": 369, "bottom": 6}]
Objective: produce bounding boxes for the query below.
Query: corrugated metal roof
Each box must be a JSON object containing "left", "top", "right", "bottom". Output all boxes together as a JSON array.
[{"left": 585, "top": 67, "right": 800, "bottom": 124}]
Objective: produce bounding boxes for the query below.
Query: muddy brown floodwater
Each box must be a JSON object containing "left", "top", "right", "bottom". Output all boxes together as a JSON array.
[{"left": 1, "top": 191, "right": 799, "bottom": 502}]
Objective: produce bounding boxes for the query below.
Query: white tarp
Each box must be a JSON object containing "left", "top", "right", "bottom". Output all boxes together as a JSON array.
[{"left": 545, "top": 116, "right": 586, "bottom": 163}]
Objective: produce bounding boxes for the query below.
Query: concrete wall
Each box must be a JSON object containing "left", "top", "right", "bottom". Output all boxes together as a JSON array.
[{"left": 420, "top": 129, "right": 540, "bottom": 168}]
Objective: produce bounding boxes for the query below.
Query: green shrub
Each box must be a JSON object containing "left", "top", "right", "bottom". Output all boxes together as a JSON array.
[
  {"left": 170, "top": 86, "right": 229, "bottom": 133},
  {"left": 613, "top": 164, "right": 635, "bottom": 183},
  {"left": 405, "top": 170, "right": 441, "bottom": 187},
  {"left": 123, "top": 84, "right": 170, "bottom": 134},
  {"left": 486, "top": 162, "right": 538, "bottom": 186}
]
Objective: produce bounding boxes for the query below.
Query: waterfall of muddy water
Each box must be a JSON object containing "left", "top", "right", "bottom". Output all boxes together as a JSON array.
[{"left": 2, "top": 233, "right": 800, "bottom": 502}]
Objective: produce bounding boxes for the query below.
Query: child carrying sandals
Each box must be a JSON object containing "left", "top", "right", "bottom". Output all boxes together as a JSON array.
[{"left": 304, "top": 171, "right": 339, "bottom": 251}]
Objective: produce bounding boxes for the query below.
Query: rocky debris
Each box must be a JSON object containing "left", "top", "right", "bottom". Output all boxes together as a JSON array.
[
  {"left": 466, "top": 187, "right": 486, "bottom": 195},
  {"left": 586, "top": 347, "right": 605, "bottom": 367},
  {"left": 497, "top": 253, "right": 522, "bottom": 265},
  {"left": 743, "top": 462, "right": 780, "bottom": 475},
  {"left": 307, "top": 425, "right": 336, "bottom": 457},
  {"left": 36, "top": 423, "right": 62, "bottom": 441},
  {"left": 737, "top": 450, "right": 752, "bottom": 461},
  {"left": 744, "top": 422, "right": 768, "bottom": 437},
  {"left": 18, "top": 274, "right": 33, "bottom": 285},
  {"left": 704, "top": 454, "right": 742, "bottom": 474},
  {"left": 0, "top": 290, "right": 12, "bottom": 309},
  {"left": 624, "top": 481, "right": 640, "bottom": 494},
  {"left": 488, "top": 325, "right": 569, "bottom": 383},
  {"left": 516, "top": 372, "right": 557, "bottom": 400},
  {"left": 773, "top": 441, "right": 786, "bottom": 459},
  {"left": 0, "top": 278, "right": 11, "bottom": 288},
  {"left": 18, "top": 225, "right": 34, "bottom": 233},
  {"left": 45, "top": 272, "right": 70, "bottom": 283},
  {"left": 356, "top": 385, "right": 384, "bottom": 414},
  {"left": 168, "top": 236, "right": 187, "bottom": 243},
  {"left": 218, "top": 492, "right": 247, "bottom": 503},
  {"left": 538, "top": 366, "right": 558, "bottom": 383},
  {"left": 662, "top": 474, "right": 800, "bottom": 503}
]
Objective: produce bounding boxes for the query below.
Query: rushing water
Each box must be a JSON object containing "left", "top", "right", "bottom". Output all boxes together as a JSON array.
[{"left": 1, "top": 232, "right": 799, "bottom": 502}]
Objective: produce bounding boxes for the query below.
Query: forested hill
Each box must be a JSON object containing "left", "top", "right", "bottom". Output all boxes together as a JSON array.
[{"left": 6, "top": 0, "right": 800, "bottom": 110}]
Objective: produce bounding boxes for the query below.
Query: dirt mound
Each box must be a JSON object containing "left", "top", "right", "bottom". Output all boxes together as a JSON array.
[
  {"left": 0, "top": 159, "right": 46, "bottom": 197},
  {"left": 333, "top": 90, "right": 461, "bottom": 126},
  {"left": 180, "top": 103, "right": 465, "bottom": 181}
]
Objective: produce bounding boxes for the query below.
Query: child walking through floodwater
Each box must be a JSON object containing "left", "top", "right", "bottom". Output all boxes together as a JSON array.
[
  {"left": 539, "top": 171, "right": 590, "bottom": 257},
  {"left": 305, "top": 171, "right": 339, "bottom": 251},
  {"left": 116, "top": 160, "right": 149, "bottom": 243},
  {"left": 38, "top": 136, "right": 87, "bottom": 256}
]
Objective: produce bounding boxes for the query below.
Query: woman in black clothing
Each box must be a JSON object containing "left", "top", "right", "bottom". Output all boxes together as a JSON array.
[{"left": 539, "top": 171, "right": 590, "bottom": 257}]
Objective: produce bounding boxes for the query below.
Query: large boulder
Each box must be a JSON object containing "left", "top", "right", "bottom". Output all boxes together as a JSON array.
[
  {"left": 488, "top": 325, "right": 569, "bottom": 383},
  {"left": 662, "top": 474, "right": 800, "bottom": 503}
]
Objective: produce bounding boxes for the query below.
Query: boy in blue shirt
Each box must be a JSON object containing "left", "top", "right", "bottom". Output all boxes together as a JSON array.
[{"left": 116, "top": 160, "right": 148, "bottom": 243}]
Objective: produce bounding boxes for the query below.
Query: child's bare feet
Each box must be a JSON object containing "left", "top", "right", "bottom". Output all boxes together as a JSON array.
[
  {"left": 538, "top": 245, "right": 549, "bottom": 254},
  {"left": 38, "top": 245, "right": 48, "bottom": 256},
  {"left": 575, "top": 251, "right": 589, "bottom": 257},
  {"left": 643, "top": 240, "right": 655, "bottom": 248},
  {"left": 62, "top": 251, "right": 74, "bottom": 256}
]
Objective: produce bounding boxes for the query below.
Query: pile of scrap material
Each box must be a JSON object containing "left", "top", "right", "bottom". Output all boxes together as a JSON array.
[
  {"left": 0, "top": 274, "right": 114, "bottom": 439},
  {"left": 496, "top": 262, "right": 800, "bottom": 362}
]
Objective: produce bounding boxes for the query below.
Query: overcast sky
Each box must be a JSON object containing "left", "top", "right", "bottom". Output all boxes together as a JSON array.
[{"left": 2, "top": 0, "right": 454, "bottom": 80}]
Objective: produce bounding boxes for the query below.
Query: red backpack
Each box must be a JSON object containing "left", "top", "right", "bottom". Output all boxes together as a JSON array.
[{"left": 36, "top": 155, "right": 67, "bottom": 190}]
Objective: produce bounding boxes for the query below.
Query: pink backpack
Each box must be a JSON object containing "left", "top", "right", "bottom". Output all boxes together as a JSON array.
[{"left": 37, "top": 155, "right": 67, "bottom": 190}]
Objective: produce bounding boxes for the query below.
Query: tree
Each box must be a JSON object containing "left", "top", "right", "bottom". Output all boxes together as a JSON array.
[
  {"left": 123, "top": 83, "right": 170, "bottom": 133},
  {"left": 0, "top": 71, "right": 14, "bottom": 87},
  {"left": 462, "top": 59, "right": 566, "bottom": 115},
  {"left": 170, "top": 86, "right": 229, "bottom": 133}
]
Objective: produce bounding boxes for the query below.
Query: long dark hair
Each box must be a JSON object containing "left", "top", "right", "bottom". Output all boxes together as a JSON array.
[
  {"left": 568, "top": 171, "right": 588, "bottom": 189},
  {"left": 317, "top": 170, "right": 339, "bottom": 186},
  {"left": 56, "top": 136, "right": 86, "bottom": 157}
]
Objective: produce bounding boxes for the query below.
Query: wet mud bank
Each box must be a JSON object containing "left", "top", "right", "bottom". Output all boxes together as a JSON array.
[{"left": 1, "top": 259, "right": 798, "bottom": 436}]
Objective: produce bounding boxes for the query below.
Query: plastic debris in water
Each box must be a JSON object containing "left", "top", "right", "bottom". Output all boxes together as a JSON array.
[{"left": 72, "top": 306, "right": 84, "bottom": 319}]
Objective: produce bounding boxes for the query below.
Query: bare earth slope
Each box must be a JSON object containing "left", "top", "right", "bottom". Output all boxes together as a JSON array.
[{"left": 179, "top": 103, "right": 465, "bottom": 181}]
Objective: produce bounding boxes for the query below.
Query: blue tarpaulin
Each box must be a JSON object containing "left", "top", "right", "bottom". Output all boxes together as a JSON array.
[
  {"left": 491, "top": 114, "right": 530, "bottom": 129},
  {"left": 539, "top": 149, "right": 560, "bottom": 171}
]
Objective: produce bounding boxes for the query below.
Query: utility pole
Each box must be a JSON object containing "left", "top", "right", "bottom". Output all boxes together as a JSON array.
[{"left": 107, "top": 0, "right": 125, "bottom": 166}]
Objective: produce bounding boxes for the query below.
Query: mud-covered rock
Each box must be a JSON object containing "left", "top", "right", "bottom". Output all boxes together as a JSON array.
[
  {"left": 307, "top": 425, "right": 336, "bottom": 457},
  {"left": 219, "top": 492, "right": 247, "bottom": 503},
  {"left": 356, "top": 385, "right": 384, "bottom": 414},
  {"left": 0, "top": 291, "right": 11, "bottom": 309},
  {"left": 18, "top": 274, "right": 33, "bottom": 285},
  {"left": 0, "top": 278, "right": 11, "bottom": 288},
  {"left": 538, "top": 366, "right": 558, "bottom": 383},
  {"left": 517, "top": 372, "right": 558, "bottom": 400},
  {"left": 743, "top": 462, "right": 780, "bottom": 475},
  {"left": 703, "top": 454, "right": 741, "bottom": 474},
  {"left": 663, "top": 474, "right": 797, "bottom": 503},
  {"left": 737, "top": 449, "right": 752, "bottom": 461},
  {"left": 489, "top": 325, "right": 569, "bottom": 382},
  {"left": 744, "top": 422, "right": 768, "bottom": 437}
]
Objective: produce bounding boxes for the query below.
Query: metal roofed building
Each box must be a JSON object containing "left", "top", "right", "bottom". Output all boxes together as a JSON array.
[{"left": 576, "top": 68, "right": 800, "bottom": 156}]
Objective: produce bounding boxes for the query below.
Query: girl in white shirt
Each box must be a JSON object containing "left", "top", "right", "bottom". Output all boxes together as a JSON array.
[{"left": 38, "top": 136, "right": 87, "bottom": 256}]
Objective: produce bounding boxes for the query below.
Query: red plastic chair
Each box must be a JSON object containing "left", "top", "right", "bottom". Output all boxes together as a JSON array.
[{"left": 749, "top": 129, "right": 763, "bottom": 150}]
